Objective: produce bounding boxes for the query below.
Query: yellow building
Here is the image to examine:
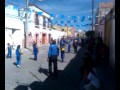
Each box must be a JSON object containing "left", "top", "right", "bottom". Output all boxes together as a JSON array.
[{"left": 52, "top": 25, "right": 72, "bottom": 37}]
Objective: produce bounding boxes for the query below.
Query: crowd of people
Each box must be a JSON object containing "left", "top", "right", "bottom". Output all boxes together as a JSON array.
[
  {"left": 79, "top": 36, "right": 108, "bottom": 90},
  {"left": 5, "top": 35, "right": 108, "bottom": 89}
]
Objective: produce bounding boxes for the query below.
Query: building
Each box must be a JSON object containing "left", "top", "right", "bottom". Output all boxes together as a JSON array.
[
  {"left": 95, "top": 2, "right": 113, "bottom": 41},
  {"left": 104, "top": 3, "right": 115, "bottom": 69},
  {"left": 5, "top": 4, "right": 66, "bottom": 51},
  {"left": 5, "top": 5, "right": 24, "bottom": 52}
]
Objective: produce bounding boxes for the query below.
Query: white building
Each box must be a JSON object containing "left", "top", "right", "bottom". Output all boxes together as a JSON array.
[
  {"left": 5, "top": 5, "right": 24, "bottom": 51},
  {"left": 27, "top": 4, "right": 66, "bottom": 47},
  {"left": 5, "top": 4, "right": 66, "bottom": 52}
]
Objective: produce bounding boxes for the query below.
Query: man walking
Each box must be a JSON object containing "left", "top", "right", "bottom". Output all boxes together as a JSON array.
[{"left": 48, "top": 40, "right": 59, "bottom": 77}]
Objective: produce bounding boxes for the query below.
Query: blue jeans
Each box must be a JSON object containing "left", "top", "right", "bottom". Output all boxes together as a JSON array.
[
  {"left": 7, "top": 51, "right": 12, "bottom": 58},
  {"left": 16, "top": 56, "right": 21, "bottom": 65},
  {"left": 61, "top": 52, "right": 65, "bottom": 62},
  {"left": 68, "top": 45, "right": 71, "bottom": 52},
  {"left": 34, "top": 54, "right": 37, "bottom": 60}
]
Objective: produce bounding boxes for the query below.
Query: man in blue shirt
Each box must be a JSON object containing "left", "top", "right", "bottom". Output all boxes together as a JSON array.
[
  {"left": 33, "top": 43, "right": 39, "bottom": 61},
  {"left": 48, "top": 40, "right": 59, "bottom": 77}
]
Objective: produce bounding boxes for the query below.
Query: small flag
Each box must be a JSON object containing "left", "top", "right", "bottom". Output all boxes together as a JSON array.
[
  {"left": 38, "top": 12, "right": 43, "bottom": 16},
  {"left": 50, "top": 14, "right": 54, "bottom": 17},
  {"left": 60, "top": 15, "right": 65, "bottom": 19},
  {"left": 67, "top": 21, "right": 71, "bottom": 23},
  {"left": 81, "top": 16, "right": 85, "bottom": 22},
  {"left": 61, "top": 21, "right": 64, "bottom": 24},
  {"left": 13, "top": 6, "right": 18, "bottom": 10},
  {"left": 71, "top": 16, "right": 77, "bottom": 20}
]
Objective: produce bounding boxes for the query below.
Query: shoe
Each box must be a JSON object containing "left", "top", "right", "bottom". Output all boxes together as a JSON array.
[{"left": 17, "top": 65, "right": 21, "bottom": 67}]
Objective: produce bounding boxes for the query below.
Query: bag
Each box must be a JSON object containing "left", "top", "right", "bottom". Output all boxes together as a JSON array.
[{"left": 61, "top": 48, "right": 65, "bottom": 51}]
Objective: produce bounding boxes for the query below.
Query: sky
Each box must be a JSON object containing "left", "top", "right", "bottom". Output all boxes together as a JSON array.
[{"left": 5, "top": 0, "right": 113, "bottom": 31}]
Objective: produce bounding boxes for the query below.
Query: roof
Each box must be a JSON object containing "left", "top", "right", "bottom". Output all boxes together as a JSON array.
[
  {"left": 29, "top": 4, "right": 50, "bottom": 15},
  {"left": 99, "top": 3, "right": 113, "bottom": 9}
]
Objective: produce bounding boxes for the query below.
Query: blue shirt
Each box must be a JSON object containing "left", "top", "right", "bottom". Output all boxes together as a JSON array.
[
  {"left": 16, "top": 49, "right": 21, "bottom": 57},
  {"left": 34, "top": 47, "right": 38, "bottom": 55},
  {"left": 8, "top": 46, "right": 12, "bottom": 52},
  {"left": 48, "top": 44, "right": 59, "bottom": 57}
]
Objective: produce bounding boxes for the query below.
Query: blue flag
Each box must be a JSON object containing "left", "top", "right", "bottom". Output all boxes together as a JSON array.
[
  {"left": 61, "top": 21, "right": 64, "bottom": 24},
  {"left": 50, "top": 14, "right": 54, "bottom": 17},
  {"left": 13, "top": 6, "right": 18, "bottom": 10},
  {"left": 38, "top": 12, "right": 43, "bottom": 16},
  {"left": 71, "top": 16, "right": 77, "bottom": 20},
  {"left": 67, "top": 21, "right": 71, "bottom": 23},
  {"left": 74, "top": 20, "right": 77, "bottom": 23},
  {"left": 81, "top": 16, "right": 85, "bottom": 22},
  {"left": 60, "top": 15, "right": 65, "bottom": 19}
]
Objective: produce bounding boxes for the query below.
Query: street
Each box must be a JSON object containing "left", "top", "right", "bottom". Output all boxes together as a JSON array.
[{"left": 5, "top": 44, "right": 85, "bottom": 90}]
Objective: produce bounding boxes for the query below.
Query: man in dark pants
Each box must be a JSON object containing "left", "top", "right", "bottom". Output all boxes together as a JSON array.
[
  {"left": 73, "top": 40, "right": 78, "bottom": 54},
  {"left": 48, "top": 40, "right": 59, "bottom": 77}
]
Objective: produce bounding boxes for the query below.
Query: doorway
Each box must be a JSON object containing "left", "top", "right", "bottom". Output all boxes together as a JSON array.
[{"left": 42, "top": 33, "right": 46, "bottom": 44}]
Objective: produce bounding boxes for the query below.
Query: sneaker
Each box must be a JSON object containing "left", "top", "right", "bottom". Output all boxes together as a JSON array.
[{"left": 17, "top": 65, "right": 21, "bottom": 67}]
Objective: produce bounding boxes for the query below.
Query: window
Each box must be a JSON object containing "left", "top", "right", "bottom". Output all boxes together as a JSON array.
[
  {"left": 48, "top": 18, "right": 50, "bottom": 28},
  {"left": 43, "top": 16, "right": 46, "bottom": 27},
  {"left": 34, "top": 13, "right": 39, "bottom": 26}
]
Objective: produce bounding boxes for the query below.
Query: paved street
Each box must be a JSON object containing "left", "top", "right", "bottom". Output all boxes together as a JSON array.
[
  {"left": 5, "top": 44, "right": 85, "bottom": 90},
  {"left": 5, "top": 44, "right": 115, "bottom": 90}
]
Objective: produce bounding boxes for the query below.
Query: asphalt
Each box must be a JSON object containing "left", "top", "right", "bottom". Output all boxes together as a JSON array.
[{"left": 5, "top": 44, "right": 115, "bottom": 90}]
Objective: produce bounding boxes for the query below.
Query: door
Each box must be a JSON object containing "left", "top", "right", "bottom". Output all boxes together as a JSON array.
[{"left": 42, "top": 34, "right": 46, "bottom": 44}]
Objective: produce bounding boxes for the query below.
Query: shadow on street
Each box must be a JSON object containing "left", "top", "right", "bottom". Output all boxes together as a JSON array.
[{"left": 14, "top": 47, "right": 85, "bottom": 90}]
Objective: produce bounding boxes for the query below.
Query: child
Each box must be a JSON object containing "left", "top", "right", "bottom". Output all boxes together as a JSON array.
[
  {"left": 33, "top": 43, "right": 39, "bottom": 61},
  {"left": 68, "top": 41, "right": 71, "bottom": 53},
  {"left": 16, "top": 45, "right": 22, "bottom": 67},
  {"left": 61, "top": 45, "right": 65, "bottom": 62},
  {"left": 6, "top": 43, "right": 12, "bottom": 58}
]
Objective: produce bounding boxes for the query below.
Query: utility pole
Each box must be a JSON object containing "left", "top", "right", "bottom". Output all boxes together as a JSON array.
[
  {"left": 25, "top": 0, "right": 29, "bottom": 48},
  {"left": 92, "top": 0, "right": 94, "bottom": 31}
]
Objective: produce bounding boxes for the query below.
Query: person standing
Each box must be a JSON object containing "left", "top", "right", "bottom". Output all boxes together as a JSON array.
[
  {"left": 73, "top": 40, "right": 78, "bottom": 54},
  {"left": 61, "top": 44, "right": 65, "bottom": 62},
  {"left": 68, "top": 41, "right": 71, "bottom": 53},
  {"left": 16, "top": 45, "right": 22, "bottom": 67},
  {"left": 12, "top": 42, "right": 16, "bottom": 50},
  {"left": 33, "top": 43, "right": 39, "bottom": 61},
  {"left": 32, "top": 41, "right": 35, "bottom": 52},
  {"left": 6, "top": 43, "right": 12, "bottom": 58},
  {"left": 48, "top": 40, "right": 59, "bottom": 77}
]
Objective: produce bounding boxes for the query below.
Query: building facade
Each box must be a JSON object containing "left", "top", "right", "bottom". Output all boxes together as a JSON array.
[
  {"left": 5, "top": 4, "right": 66, "bottom": 51},
  {"left": 95, "top": 2, "right": 113, "bottom": 41},
  {"left": 5, "top": 5, "right": 24, "bottom": 51}
]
